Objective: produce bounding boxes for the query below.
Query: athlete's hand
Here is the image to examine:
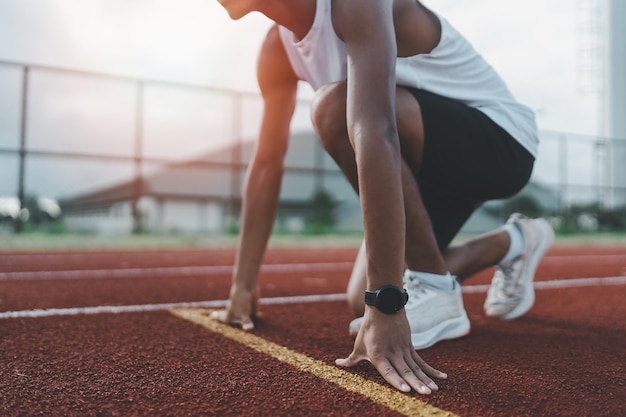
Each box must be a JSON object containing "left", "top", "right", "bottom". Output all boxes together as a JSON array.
[
  {"left": 336, "top": 308, "right": 447, "bottom": 394},
  {"left": 210, "top": 285, "right": 259, "bottom": 330}
]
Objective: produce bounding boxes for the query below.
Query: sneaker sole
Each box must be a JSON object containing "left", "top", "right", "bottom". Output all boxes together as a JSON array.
[
  {"left": 348, "top": 317, "right": 362, "bottom": 338},
  {"left": 499, "top": 218, "right": 555, "bottom": 320},
  {"left": 411, "top": 312, "right": 471, "bottom": 350}
]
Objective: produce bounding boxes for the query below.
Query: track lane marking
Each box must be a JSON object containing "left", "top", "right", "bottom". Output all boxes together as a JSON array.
[
  {"left": 0, "top": 293, "right": 347, "bottom": 319},
  {"left": 170, "top": 308, "right": 459, "bottom": 417},
  {"left": 2, "top": 252, "right": 626, "bottom": 281},
  {"left": 0, "top": 262, "right": 354, "bottom": 281},
  {"left": 460, "top": 275, "right": 626, "bottom": 293},
  {"left": 1, "top": 276, "right": 625, "bottom": 319}
]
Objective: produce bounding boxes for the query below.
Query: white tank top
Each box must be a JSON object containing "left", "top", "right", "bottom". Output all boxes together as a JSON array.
[{"left": 278, "top": 0, "right": 539, "bottom": 157}]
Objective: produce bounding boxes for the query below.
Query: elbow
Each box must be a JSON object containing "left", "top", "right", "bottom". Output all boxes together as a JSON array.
[
  {"left": 350, "top": 121, "right": 401, "bottom": 161},
  {"left": 251, "top": 154, "right": 285, "bottom": 178}
]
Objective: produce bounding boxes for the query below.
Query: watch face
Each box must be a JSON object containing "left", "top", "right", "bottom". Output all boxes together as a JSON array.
[{"left": 378, "top": 286, "right": 405, "bottom": 313}]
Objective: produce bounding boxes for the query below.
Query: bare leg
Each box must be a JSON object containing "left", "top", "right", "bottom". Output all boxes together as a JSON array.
[
  {"left": 313, "top": 82, "right": 445, "bottom": 270},
  {"left": 346, "top": 240, "right": 367, "bottom": 316},
  {"left": 349, "top": 227, "right": 512, "bottom": 315},
  {"left": 312, "top": 82, "right": 447, "bottom": 316},
  {"left": 312, "top": 83, "right": 520, "bottom": 315},
  {"left": 444, "top": 229, "right": 510, "bottom": 282}
]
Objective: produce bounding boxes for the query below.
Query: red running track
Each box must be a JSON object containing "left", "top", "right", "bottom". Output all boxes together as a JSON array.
[{"left": 0, "top": 245, "right": 625, "bottom": 416}]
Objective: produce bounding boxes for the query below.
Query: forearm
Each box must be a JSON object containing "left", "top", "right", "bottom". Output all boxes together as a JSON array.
[
  {"left": 232, "top": 160, "right": 284, "bottom": 291},
  {"left": 338, "top": 0, "right": 404, "bottom": 292},
  {"left": 356, "top": 132, "right": 406, "bottom": 291}
]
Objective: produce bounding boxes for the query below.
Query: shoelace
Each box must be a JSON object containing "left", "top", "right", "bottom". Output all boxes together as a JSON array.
[
  {"left": 491, "top": 265, "right": 518, "bottom": 297},
  {"left": 404, "top": 274, "right": 420, "bottom": 290},
  {"left": 404, "top": 276, "right": 435, "bottom": 305}
]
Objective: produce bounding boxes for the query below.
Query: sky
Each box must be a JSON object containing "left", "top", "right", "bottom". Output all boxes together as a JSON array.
[
  {"left": 0, "top": 0, "right": 604, "bottom": 133},
  {"left": 0, "top": 0, "right": 607, "bottom": 199}
]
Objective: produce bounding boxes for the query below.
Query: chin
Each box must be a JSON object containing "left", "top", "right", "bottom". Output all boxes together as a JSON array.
[{"left": 218, "top": 0, "right": 253, "bottom": 20}]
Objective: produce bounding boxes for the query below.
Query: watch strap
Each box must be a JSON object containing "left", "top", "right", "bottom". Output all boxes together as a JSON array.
[{"left": 364, "top": 285, "right": 409, "bottom": 314}]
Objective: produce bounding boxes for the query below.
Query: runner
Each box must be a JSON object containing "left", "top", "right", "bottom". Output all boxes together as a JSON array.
[{"left": 211, "top": 0, "right": 554, "bottom": 394}]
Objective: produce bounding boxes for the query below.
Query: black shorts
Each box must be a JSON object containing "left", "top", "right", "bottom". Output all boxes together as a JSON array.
[{"left": 404, "top": 87, "right": 535, "bottom": 251}]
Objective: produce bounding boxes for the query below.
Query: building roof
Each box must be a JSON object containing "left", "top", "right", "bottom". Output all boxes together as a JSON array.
[{"left": 60, "top": 131, "right": 350, "bottom": 212}]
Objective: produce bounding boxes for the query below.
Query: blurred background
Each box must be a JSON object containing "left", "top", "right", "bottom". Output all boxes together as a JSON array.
[{"left": 1, "top": 0, "right": 625, "bottom": 242}]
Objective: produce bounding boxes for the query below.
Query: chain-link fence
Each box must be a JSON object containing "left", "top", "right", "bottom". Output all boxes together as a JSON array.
[
  {"left": 532, "top": 130, "right": 626, "bottom": 207},
  {"left": 1, "top": 60, "right": 625, "bottom": 235}
]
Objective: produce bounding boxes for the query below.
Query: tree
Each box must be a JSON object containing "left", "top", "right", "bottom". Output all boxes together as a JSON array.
[{"left": 306, "top": 190, "right": 337, "bottom": 233}]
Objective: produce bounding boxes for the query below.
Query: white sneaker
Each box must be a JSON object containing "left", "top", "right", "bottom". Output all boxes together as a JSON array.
[
  {"left": 349, "top": 271, "right": 471, "bottom": 350},
  {"left": 404, "top": 271, "right": 471, "bottom": 349},
  {"left": 484, "top": 213, "right": 555, "bottom": 320},
  {"left": 348, "top": 316, "right": 363, "bottom": 338}
]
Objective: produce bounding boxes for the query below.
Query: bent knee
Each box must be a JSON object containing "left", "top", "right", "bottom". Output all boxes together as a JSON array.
[{"left": 310, "top": 81, "right": 348, "bottom": 137}]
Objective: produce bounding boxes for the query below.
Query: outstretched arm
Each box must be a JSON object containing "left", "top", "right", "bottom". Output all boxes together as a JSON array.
[
  {"left": 211, "top": 25, "right": 298, "bottom": 330},
  {"left": 332, "top": 0, "right": 446, "bottom": 393}
]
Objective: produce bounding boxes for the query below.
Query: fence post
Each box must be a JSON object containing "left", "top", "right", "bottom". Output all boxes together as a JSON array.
[
  {"left": 132, "top": 81, "right": 144, "bottom": 234},
  {"left": 314, "top": 134, "right": 324, "bottom": 193},
  {"left": 14, "top": 66, "right": 29, "bottom": 234},
  {"left": 229, "top": 93, "right": 242, "bottom": 231},
  {"left": 594, "top": 139, "right": 606, "bottom": 207},
  {"left": 558, "top": 134, "right": 568, "bottom": 211}
]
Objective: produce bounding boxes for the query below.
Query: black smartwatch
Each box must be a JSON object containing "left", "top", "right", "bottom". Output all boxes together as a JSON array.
[{"left": 364, "top": 285, "right": 409, "bottom": 314}]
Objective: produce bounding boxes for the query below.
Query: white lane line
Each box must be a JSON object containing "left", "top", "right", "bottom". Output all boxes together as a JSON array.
[
  {"left": 0, "top": 293, "right": 348, "bottom": 319},
  {"left": 541, "top": 254, "right": 626, "bottom": 264},
  {"left": 2, "top": 252, "right": 625, "bottom": 282},
  {"left": 460, "top": 275, "right": 626, "bottom": 293},
  {"left": 0, "top": 262, "right": 355, "bottom": 281},
  {"left": 1, "top": 276, "right": 624, "bottom": 320}
]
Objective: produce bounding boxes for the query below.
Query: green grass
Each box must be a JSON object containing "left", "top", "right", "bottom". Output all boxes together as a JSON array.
[
  {"left": 0, "top": 231, "right": 366, "bottom": 251},
  {"left": 1, "top": 230, "right": 625, "bottom": 251}
]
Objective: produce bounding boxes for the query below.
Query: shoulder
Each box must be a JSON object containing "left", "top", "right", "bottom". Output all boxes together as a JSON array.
[
  {"left": 257, "top": 25, "right": 298, "bottom": 94},
  {"left": 331, "top": 0, "right": 395, "bottom": 41},
  {"left": 259, "top": 24, "right": 285, "bottom": 58}
]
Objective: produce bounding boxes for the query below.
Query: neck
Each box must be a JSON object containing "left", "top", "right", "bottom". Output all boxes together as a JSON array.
[{"left": 258, "top": 0, "right": 316, "bottom": 40}]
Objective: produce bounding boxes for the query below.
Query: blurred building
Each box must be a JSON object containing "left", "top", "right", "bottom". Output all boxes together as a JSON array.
[
  {"left": 60, "top": 130, "right": 558, "bottom": 236},
  {"left": 60, "top": 132, "right": 361, "bottom": 234}
]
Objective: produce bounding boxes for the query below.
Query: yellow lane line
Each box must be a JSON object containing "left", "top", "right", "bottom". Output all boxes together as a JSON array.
[{"left": 170, "top": 308, "right": 458, "bottom": 417}]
